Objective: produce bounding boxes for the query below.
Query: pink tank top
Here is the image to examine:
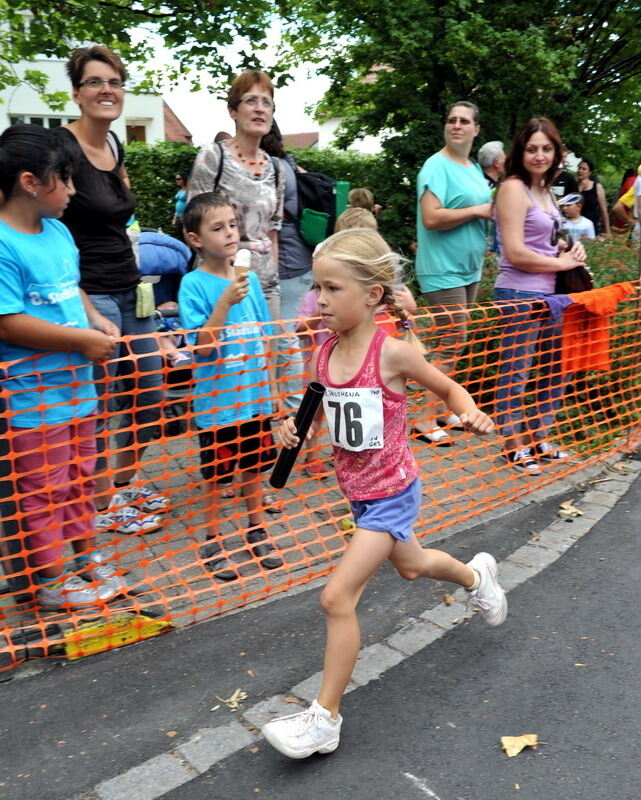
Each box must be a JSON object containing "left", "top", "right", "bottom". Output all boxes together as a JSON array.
[{"left": 316, "top": 328, "right": 418, "bottom": 501}]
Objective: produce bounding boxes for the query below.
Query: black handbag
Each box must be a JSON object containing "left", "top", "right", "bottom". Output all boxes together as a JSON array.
[{"left": 555, "top": 265, "right": 594, "bottom": 294}]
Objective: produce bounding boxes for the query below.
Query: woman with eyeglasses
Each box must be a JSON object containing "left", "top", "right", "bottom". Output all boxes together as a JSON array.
[
  {"left": 414, "top": 101, "right": 493, "bottom": 446},
  {"left": 188, "top": 70, "right": 284, "bottom": 322},
  {"left": 493, "top": 117, "right": 587, "bottom": 475},
  {"left": 58, "top": 46, "right": 168, "bottom": 536}
]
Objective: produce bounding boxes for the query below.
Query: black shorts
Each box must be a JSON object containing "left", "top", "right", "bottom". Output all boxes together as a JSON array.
[{"left": 198, "top": 417, "right": 276, "bottom": 483}]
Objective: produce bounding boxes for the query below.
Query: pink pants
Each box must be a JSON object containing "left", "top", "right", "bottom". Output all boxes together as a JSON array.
[{"left": 11, "top": 417, "right": 97, "bottom": 569}]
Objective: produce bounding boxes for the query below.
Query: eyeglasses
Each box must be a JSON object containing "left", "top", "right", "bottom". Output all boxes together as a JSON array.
[
  {"left": 78, "top": 78, "right": 126, "bottom": 91},
  {"left": 239, "top": 95, "right": 274, "bottom": 111}
]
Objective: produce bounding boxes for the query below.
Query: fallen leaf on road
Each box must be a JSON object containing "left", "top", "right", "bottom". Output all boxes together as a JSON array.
[
  {"left": 166, "top": 731, "right": 177, "bottom": 738},
  {"left": 442, "top": 593, "right": 456, "bottom": 606},
  {"left": 283, "top": 696, "right": 306, "bottom": 706},
  {"left": 209, "top": 704, "right": 220, "bottom": 712},
  {"left": 574, "top": 663, "right": 588, "bottom": 667},
  {"left": 216, "top": 688, "right": 248, "bottom": 710},
  {"left": 246, "top": 669, "right": 255, "bottom": 677},
  {"left": 558, "top": 500, "right": 583, "bottom": 519},
  {"left": 501, "top": 734, "right": 538, "bottom": 757}
]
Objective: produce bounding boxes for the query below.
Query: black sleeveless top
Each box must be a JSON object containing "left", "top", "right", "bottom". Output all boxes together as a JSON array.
[
  {"left": 59, "top": 128, "right": 138, "bottom": 294},
  {"left": 580, "top": 182, "right": 601, "bottom": 233}
]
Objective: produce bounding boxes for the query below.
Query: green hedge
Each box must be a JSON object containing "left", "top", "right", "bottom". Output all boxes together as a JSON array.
[{"left": 124, "top": 141, "right": 198, "bottom": 232}]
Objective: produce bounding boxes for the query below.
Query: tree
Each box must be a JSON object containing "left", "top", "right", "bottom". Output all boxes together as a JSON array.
[
  {"left": 0, "top": 0, "right": 281, "bottom": 108},
  {"left": 282, "top": 0, "right": 641, "bottom": 167}
]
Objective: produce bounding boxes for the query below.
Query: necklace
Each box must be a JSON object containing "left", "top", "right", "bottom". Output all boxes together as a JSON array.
[{"left": 231, "top": 141, "right": 266, "bottom": 177}]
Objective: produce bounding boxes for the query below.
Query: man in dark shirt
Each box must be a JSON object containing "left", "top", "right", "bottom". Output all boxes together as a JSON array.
[{"left": 551, "top": 144, "right": 579, "bottom": 199}]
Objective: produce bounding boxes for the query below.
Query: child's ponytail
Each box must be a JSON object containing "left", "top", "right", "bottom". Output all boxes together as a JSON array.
[{"left": 381, "top": 287, "right": 426, "bottom": 354}]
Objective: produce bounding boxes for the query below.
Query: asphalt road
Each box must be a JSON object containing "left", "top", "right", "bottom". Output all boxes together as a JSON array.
[
  {"left": 163, "top": 472, "right": 641, "bottom": 800},
  {"left": 1, "top": 470, "right": 638, "bottom": 800}
]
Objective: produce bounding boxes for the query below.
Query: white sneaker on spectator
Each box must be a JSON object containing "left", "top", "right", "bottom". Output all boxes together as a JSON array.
[
  {"left": 534, "top": 441, "right": 570, "bottom": 462},
  {"left": 112, "top": 485, "right": 170, "bottom": 513},
  {"left": 83, "top": 551, "right": 127, "bottom": 599},
  {"left": 437, "top": 412, "right": 465, "bottom": 429},
  {"left": 466, "top": 552, "right": 508, "bottom": 627},
  {"left": 262, "top": 700, "right": 342, "bottom": 759},
  {"left": 38, "top": 574, "right": 102, "bottom": 610},
  {"left": 505, "top": 447, "right": 541, "bottom": 475},
  {"left": 95, "top": 504, "right": 161, "bottom": 535}
]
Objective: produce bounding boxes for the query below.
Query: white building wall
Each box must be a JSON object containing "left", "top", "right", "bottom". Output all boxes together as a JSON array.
[{"left": 0, "top": 57, "right": 165, "bottom": 143}]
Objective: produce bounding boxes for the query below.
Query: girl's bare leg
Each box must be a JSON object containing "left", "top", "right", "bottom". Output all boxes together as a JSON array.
[
  {"left": 389, "top": 535, "right": 475, "bottom": 587},
  {"left": 317, "top": 528, "right": 395, "bottom": 717}
]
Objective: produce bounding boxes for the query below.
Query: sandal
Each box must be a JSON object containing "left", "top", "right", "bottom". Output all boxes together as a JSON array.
[
  {"left": 410, "top": 426, "right": 452, "bottom": 447},
  {"left": 263, "top": 492, "right": 283, "bottom": 515},
  {"left": 436, "top": 413, "right": 465, "bottom": 430},
  {"left": 304, "top": 459, "right": 333, "bottom": 478}
]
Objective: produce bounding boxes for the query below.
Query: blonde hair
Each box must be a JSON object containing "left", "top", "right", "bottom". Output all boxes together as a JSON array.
[
  {"left": 335, "top": 207, "right": 378, "bottom": 232},
  {"left": 348, "top": 187, "right": 375, "bottom": 211},
  {"left": 315, "top": 229, "right": 424, "bottom": 353}
]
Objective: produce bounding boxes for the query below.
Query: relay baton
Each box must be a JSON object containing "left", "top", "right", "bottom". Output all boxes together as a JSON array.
[{"left": 269, "top": 382, "right": 326, "bottom": 489}]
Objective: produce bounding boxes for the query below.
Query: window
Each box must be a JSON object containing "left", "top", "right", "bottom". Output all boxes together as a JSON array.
[
  {"left": 126, "top": 125, "right": 147, "bottom": 143},
  {"left": 6, "top": 116, "right": 78, "bottom": 128}
]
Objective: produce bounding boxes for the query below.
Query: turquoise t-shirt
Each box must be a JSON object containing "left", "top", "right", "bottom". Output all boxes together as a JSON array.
[
  {"left": 415, "top": 152, "right": 491, "bottom": 292},
  {"left": 178, "top": 268, "right": 274, "bottom": 429},
  {"left": 0, "top": 218, "right": 98, "bottom": 428}
]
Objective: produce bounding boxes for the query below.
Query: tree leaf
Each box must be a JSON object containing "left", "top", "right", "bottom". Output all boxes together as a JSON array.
[{"left": 501, "top": 734, "right": 539, "bottom": 757}]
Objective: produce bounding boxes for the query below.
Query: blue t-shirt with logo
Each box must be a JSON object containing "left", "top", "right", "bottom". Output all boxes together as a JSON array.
[
  {"left": 0, "top": 218, "right": 97, "bottom": 428},
  {"left": 416, "top": 152, "right": 491, "bottom": 292},
  {"left": 178, "top": 268, "right": 273, "bottom": 429}
]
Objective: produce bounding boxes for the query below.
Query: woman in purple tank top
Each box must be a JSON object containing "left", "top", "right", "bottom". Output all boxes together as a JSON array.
[{"left": 493, "top": 118, "right": 587, "bottom": 475}]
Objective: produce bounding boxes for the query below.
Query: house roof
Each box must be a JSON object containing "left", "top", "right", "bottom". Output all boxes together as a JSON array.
[
  {"left": 282, "top": 132, "right": 319, "bottom": 149},
  {"left": 163, "top": 101, "right": 193, "bottom": 143}
]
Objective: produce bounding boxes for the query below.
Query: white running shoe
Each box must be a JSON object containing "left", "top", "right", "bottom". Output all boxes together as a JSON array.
[
  {"left": 505, "top": 447, "right": 541, "bottom": 475},
  {"left": 84, "top": 551, "right": 127, "bottom": 599},
  {"left": 262, "top": 699, "right": 342, "bottom": 759},
  {"left": 113, "top": 485, "right": 170, "bottom": 513},
  {"left": 534, "top": 441, "right": 570, "bottom": 462},
  {"left": 38, "top": 574, "right": 102, "bottom": 610},
  {"left": 95, "top": 504, "right": 161, "bottom": 535},
  {"left": 466, "top": 552, "right": 508, "bottom": 627}
]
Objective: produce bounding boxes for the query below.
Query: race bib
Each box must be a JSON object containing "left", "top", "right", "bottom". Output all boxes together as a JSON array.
[{"left": 323, "top": 387, "right": 384, "bottom": 451}]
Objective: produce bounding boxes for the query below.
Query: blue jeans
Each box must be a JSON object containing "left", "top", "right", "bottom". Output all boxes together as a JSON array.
[
  {"left": 90, "top": 289, "right": 163, "bottom": 470},
  {"left": 275, "top": 271, "right": 312, "bottom": 411},
  {"left": 494, "top": 287, "right": 570, "bottom": 440}
]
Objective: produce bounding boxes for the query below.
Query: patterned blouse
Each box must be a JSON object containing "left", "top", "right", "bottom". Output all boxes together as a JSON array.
[{"left": 188, "top": 140, "right": 284, "bottom": 299}]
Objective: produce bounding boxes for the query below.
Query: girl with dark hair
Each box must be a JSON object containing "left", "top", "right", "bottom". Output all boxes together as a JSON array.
[
  {"left": 0, "top": 124, "right": 124, "bottom": 610},
  {"left": 59, "top": 45, "right": 167, "bottom": 535},
  {"left": 577, "top": 158, "right": 610, "bottom": 236},
  {"left": 493, "top": 117, "right": 587, "bottom": 474}
]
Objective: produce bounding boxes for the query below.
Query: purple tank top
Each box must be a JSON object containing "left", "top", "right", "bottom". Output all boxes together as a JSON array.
[{"left": 495, "top": 183, "right": 562, "bottom": 294}]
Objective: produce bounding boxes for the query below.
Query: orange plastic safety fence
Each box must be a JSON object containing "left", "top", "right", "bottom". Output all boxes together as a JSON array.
[{"left": 1, "top": 283, "right": 640, "bottom": 672}]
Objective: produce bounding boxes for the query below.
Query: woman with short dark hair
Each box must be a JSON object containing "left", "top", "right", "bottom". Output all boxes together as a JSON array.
[
  {"left": 493, "top": 117, "right": 587, "bottom": 474},
  {"left": 188, "top": 70, "right": 284, "bottom": 322},
  {"left": 59, "top": 45, "right": 167, "bottom": 535},
  {"left": 414, "top": 100, "right": 492, "bottom": 444}
]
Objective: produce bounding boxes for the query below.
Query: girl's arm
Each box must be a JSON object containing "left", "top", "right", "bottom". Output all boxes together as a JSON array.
[
  {"left": 80, "top": 290, "right": 119, "bottom": 339},
  {"left": 387, "top": 338, "right": 493, "bottom": 435},
  {"left": 278, "top": 350, "right": 325, "bottom": 447},
  {"left": 0, "top": 314, "right": 115, "bottom": 362},
  {"left": 421, "top": 189, "right": 493, "bottom": 231},
  {"left": 496, "top": 180, "right": 586, "bottom": 272},
  {"left": 596, "top": 182, "right": 611, "bottom": 235}
]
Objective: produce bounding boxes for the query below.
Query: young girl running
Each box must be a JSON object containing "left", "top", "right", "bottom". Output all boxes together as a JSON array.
[
  {"left": 0, "top": 124, "right": 122, "bottom": 610},
  {"left": 262, "top": 228, "right": 507, "bottom": 758}
]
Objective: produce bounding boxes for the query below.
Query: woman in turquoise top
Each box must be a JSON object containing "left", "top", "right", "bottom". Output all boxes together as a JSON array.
[{"left": 414, "top": 101, "right": 492, "bottom": 444}]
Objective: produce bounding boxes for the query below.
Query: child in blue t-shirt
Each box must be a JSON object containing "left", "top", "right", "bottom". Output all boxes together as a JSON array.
[
  {"left": 559, "top": 193, "right": 596, "bottom": 240},
  {"left": 179, "top": 192, "right": 283, "bottom": 581},
  {"left": 0, "top": 124, "right": 122, "bottom": 611}
]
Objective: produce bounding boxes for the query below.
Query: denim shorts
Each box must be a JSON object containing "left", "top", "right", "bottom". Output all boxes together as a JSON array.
[{"left": 349, "top": 477, "right": 421, "bottom": 542}]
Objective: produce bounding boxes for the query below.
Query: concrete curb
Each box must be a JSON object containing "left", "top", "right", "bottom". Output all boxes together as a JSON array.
[{"left": 75, "top": 459, "right": 641, "bottom": 800}]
